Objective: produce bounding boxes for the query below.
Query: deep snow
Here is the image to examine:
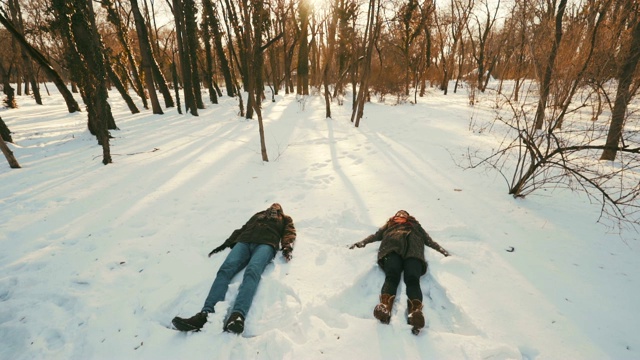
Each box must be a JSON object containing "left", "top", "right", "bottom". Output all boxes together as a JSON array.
[{"left": 0, "top": 83, "right": 638, "bottom": 360}]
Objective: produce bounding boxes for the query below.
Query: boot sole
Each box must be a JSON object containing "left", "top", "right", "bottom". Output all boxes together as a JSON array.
[{"left": 172, "top": 318, "right": 202, "bottom": 332}]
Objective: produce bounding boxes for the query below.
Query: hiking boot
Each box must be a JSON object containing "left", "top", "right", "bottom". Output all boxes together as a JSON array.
[
  {"left": 407, "top": 299, "right": 425, "bottom": 335},
  {"left": 373, "top": 294, "right": 395, "bottom": 324},
  {"left": 224, "top": 312, "right": 245, "bottom": 334},
  {"left": 172, "top": 311, "right": 208, "bottom": 332}
]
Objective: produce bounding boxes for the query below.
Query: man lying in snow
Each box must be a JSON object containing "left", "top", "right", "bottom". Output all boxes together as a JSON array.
[
  {"left": 350, "top": 210, "right": 449, "bottom": 335},
  {"left": 172, "top": 203, "right": 296, "bottom": 334}
]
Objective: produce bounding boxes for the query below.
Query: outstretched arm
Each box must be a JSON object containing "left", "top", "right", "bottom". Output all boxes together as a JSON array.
[
  {"left": 280, "top": 215, "right": 296, "bottom": 261},
  {"left": 349, "top": 224, "right": 387, "bottom": 249},
  {"left": 208, "top": 221, "right": 248, "bottom": 257},
  {"left": 418, "top": 224, "right": 450, "bottom": 257}
]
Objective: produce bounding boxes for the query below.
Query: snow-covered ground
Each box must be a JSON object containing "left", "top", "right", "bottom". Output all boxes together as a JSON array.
[{"left": 0, "top": 83, "right": 638, "bottom": 360}]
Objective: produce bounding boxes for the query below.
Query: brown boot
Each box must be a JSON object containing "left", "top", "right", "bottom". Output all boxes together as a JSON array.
[
  {"left": 407, "top": 299, "right": 425, "bottom": 335},
  {"left": 373, "top": 294, "right": 395, "bottom": 324}
]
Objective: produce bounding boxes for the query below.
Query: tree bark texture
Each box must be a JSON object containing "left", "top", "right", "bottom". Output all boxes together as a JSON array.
[
  {"left": 130, "top": 0, "right": 164, "bottom": 114},
  {"left": 600, "top": 5, "right": 640, "bottom": 161}
]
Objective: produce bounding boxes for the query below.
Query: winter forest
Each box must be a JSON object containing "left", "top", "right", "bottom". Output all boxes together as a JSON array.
[
  {"left": 1, "top": 0, "right": 639, "bottom": 227},
  {"left": 1, "top": 0, "right": 640, "bottom": 358}
]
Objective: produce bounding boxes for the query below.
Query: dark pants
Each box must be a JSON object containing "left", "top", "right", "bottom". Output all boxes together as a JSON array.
[{"left": 381, "top": 252, "right": 424, "bottom": 301}]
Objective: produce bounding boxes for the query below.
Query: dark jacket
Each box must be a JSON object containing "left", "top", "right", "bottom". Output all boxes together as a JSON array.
[
  {"left": 221, "top": 210, "right": 296, "bottom": 251},
  {"left": 360, "top": 220, "right": 448, "bottom": 274}
]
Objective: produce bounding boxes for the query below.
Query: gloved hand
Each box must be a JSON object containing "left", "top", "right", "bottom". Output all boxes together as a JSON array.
[
  {"left": 349, "top": 241, "right": 366, "bottom": 249},
  {"left": 282, "top": 247, "right": 292, "bottom": 262},
  {"left": 208, "top": 244, "right": 227, "bottom": 257}
]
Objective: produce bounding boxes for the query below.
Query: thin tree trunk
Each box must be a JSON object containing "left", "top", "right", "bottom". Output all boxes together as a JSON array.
[
  {"left": 201, "top": 17, "right": 218, "bottom": 104},
  {"left": 106, "top": 61, "right": 140, "bottom": 114},
  {"left": 533, "top": 0, "right": 568, "bottom": 130},
  {"left": 297, "top": 1, "right": 310, "bottom": 95},
  {"left": 102, "top": 0, "right": 148, "bottom": 109},
  {"left": 601, "top": 8, "right": 640, "bottom": 161},
  {"left": 131, "top": 0, "right": 163, "bottom": 114},
  {"left": 205, "top": 0, "right": 234, "bottom": 97},
  {"left": 0, "top": 62, "right": 17, "bottom": 108},
  {"left": 0, "top": 131, "right": 20, "bottom": 168},
  {"left": 353, "top": 0, "right": 381, "bottom": 127},
  {"left": 0, "top": 116, "right": 13, "bottom": 143},
  {"left": 173, "top": 0, "right": 196, "bottom": 114},
  {"left": 184, "top": 0, "right": 204, "bottom": 109},
  {"left": 171, "top": 60, "right": 183, "bottom": 114}
]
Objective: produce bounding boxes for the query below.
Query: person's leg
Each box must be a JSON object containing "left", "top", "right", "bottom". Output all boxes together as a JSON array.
[
  {"left": 404, "top": 258, "right": 426, "bottom": 335},
  {"left": 202, "top": 242, "right": 251, "bottom": 313},
  {"left": 381, "top": 252, "right": 403, "bottom": 296},
  {"left": 403, "top": 258, "right": 424, "bottom": 301},
  {"left": 230, "top": 243, "right": 276, "bottom": 317},
  {"left": 374, "top": 252, "right": 403, "bottom": 324}
]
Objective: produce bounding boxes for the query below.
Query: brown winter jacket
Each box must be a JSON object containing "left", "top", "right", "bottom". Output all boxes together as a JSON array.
[
  {"left": 220, "top": 209, "right": 296, "bottom": 252},
  {"left": 359, "top": 220, "right": 448, "bottom": 274}
]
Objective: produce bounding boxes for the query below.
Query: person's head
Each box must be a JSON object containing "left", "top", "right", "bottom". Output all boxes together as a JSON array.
[
  {"left": 390, "top": 210, "right": 413, "bottom": 224},
  {"left": 394, "top": 210, "right": 409, "bottom": 219},
  {"left": 266, "top": 203, "right": 283, "bottom": 218}
]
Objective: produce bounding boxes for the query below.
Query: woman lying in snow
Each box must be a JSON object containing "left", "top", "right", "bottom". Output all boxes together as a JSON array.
[
  {"left": 172, "top": 203, "right": 296, "bottom": 334},
  {"left": 350, "top": 210, "right": 449, "bottom": 335}
]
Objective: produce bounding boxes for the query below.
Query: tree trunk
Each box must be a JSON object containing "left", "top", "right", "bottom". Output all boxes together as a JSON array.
[
  {"left": 184, "top": 0, "right": 204, "bottom": 110},
  {"left": 533, "top": 0, "right": 568, "bottom": 130},
  {"left": 171, "top": 60, "right": 183, "bottom": 114},
  {"left": 353, "top": 0, "right": 381, "bottom": 127},
  {"left": 323, "top": 3, "right": 339, "bottom": 119},
  {"left": 130, "top": 0, "right": 163, "bottom": 114},
  {"left": 201, "top": 17, "right": 218, "bottom": 105},
  {"left": 0, "top": 62, "right": 17, "bottom": 108},
  {"left": 102, "top": 0, "right": 148, "bottom": 109},
  {"left": 173, "top": 0, "right": 197, "bottom": 115},
  {"left": 204, "top": 0, "right": 234, "bottom": 97},
  {"left": 600, "top": 8, "right": 640, "bottom": 161},
  {"left": 106, "top": 60, "right": 140, "bottom": 114},
  {"left": 297, "top": 1, "right": 310, "bottom": 95},
  {"left": 0, "top": 131, "right": 20, "bottom": 168},
  {"left": 52, "top": 0, "right": 113, "bottom": 164},
  {"left": 0, "top": 116, "right": 13, "bottom": 143}
]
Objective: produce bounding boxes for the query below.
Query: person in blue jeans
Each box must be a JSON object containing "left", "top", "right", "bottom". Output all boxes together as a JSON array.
[{"left": 172, "top": 203, "right": 296, "bottom": 334}]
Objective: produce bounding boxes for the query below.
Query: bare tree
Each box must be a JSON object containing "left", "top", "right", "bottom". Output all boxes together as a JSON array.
[
  {"left": 131, "top": 0, "right": 164, "bottom": 114},
  {"left": 466, "top": 0, "right": 499, "bottom": 92},
  {"left": 102, "top": 0, "right": 148, "bottom": 109},
  {"left": 297, "top": 0, "right": 311, "bottom": 95},
  {"left": 323, "top": 0, "right": 339, "bottom": 118},
  {"left": 239, "top": 0, "right": 269, "bottom": 161},
  {"left": 434, "top": 0, "right": 473, "bottom": 95},
  {"left": 600, "top": 0, "right": 640, "bottom": 161},
  {"left": 352, "top": 0, "right": 382, "bottom": 127},
  {"left": 0, "top": 8, "right": 81, "bottom": 113},
  {"left": 8, "top": 0, "right": 42, "bottom": 105},
  {"left": 533, "top": 0, "right": 568, "bottom": 130},
  {"left": 202, "top": 0, "right": 235, "bottom": 97},
  {"left": 52, "top": 0, "right": 114, "bottom": 164},
  {"left": 465, "top": 0, "right": 640, "bottom": 230}
]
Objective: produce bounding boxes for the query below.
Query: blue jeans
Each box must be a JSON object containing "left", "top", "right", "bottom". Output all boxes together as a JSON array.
[{"left": 202, "top": 242, "right": 276, "bottom": 317}]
